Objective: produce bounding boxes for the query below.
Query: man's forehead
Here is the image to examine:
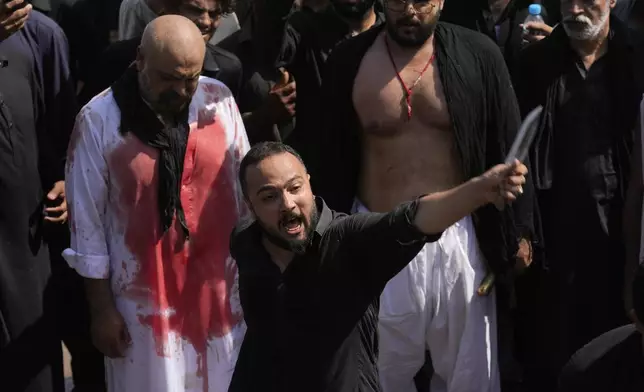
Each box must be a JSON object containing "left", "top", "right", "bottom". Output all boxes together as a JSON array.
[
  {"left": 247, "top": 154, "right": 306, "bottom": 188},
  {"left": 181, "top": 0, "right": 220, "bottom": 10}
]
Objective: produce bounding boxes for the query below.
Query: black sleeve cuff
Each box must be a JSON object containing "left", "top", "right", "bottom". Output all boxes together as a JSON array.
[{"left": 394, "top": 196, "right": 443, "bottom": 245}]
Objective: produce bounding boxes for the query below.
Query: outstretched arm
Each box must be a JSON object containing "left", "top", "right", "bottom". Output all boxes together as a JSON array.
[{"left": 340, "top": 161, "right": 527, "bottom": 290}]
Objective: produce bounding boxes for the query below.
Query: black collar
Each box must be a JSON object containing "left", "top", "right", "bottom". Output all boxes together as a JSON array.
[
  {"left": 203, "top": 43, "right": 221, "bottom": 74},
  {"left": 313, "top": 197, "right": 334, "bottom": 237}
]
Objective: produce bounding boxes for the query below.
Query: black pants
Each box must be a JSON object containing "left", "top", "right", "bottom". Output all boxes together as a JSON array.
[
  {"left": 513, "top": 265, "right": 630, "bottom": 392},
  {"left": 48, "top": 225, "right": 105, "bottom": 392}
]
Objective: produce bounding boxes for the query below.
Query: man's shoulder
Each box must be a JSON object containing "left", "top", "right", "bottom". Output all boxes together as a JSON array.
[
  {"left": 196, "top": 76, "right": 235, "bottom": 101},
  {"left": 436, "top": 22, "right": 501, "bottom": 55},
  {"left": 326, "top": 24, "right": 384, "bottom": 70},
  {"left": 208, "top": 43, "right": 243, "bottom": 69},
  {"left": 24, "top": 10, "right": 67, "bottom": 43},
  {"left": 79, "top": 89, "right": 120, "bottom": 125}
]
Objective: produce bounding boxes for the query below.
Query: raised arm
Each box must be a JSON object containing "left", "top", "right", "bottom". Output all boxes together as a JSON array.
[{"left": 342, "top": 162, "right": 527, "bottom": 289}]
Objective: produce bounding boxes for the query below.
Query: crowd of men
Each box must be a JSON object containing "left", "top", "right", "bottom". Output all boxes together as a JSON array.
[{"left": 1, "top": 0, "right": 644, "bottom": 391}]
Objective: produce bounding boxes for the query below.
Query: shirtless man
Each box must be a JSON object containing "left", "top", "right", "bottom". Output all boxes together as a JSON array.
[{"left": 311, "top": 0, "right": 534, "bottom": 391}]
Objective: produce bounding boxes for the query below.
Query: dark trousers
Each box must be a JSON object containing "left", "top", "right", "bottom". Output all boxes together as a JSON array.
[
  {"left": 48, "top": 225, "right": 106, "bottom": 392},
  {"left": 513, "top": 265, "right": 630, "bottom": 392}
]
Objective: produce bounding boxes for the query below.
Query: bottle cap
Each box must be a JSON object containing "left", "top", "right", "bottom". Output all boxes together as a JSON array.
[{"left": 528, "top": 4, "right": 542, "bottom": 16}]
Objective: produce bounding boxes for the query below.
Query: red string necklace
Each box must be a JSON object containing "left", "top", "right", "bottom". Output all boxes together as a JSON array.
[{"left": 384, "top": 34, "right": 436, "bottom": 120}]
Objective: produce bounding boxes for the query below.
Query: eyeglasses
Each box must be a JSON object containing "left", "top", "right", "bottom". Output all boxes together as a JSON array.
[{"left": 385, "top": 0, "right": 437, "bottom": 14}]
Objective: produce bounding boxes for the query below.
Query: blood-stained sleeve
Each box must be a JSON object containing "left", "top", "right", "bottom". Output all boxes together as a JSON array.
[
  {"left": 62, "top": 107, "right": 111, "bottom": 279},
  {"left": 225, "top": 90, "right": 252, "bottom": 221}
]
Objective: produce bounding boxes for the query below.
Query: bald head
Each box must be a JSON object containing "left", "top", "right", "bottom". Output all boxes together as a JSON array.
[
  {"left": 136, "top": 15, "right": 205, "bottom": 117},
  {"left": 140, "top": 14, "right": 206, "bottom": 63}
]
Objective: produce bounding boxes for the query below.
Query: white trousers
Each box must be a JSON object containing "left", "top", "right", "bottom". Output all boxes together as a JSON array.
[{"left": 353, "top": 200, "right": 500, "bottom": 392}]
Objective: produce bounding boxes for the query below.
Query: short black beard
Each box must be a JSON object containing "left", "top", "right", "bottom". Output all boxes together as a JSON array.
[
  {"left": 259, "top": 206, "right": 320, "bottom": 255},
  {"left": 331, "top": 0, "right": 376, "bottom": 21},
  {"left": 386, "top": 10, "right": 440, "bottom": 48}
]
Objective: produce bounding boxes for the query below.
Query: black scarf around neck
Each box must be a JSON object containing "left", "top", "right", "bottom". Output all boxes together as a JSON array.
[{"left": 111, "top": 65, "right": 191, "bottom": 237}]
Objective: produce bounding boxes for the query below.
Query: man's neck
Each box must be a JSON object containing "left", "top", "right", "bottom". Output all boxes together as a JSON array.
[
  {"left": 262, "top": 236, "right": 295, "bottom": 273},
  {"left": 343, "top": 7, "right": 377, "bottom": 36},
  {"left": 570, "top": 24, "right": 611, "bottom": 69}
]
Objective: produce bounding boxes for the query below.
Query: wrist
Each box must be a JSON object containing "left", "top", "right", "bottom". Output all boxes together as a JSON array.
[{"left": 469, "top": 176, "right": 490, "bottom": 207}]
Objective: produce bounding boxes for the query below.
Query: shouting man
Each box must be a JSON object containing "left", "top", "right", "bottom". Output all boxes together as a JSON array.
[
  {"left": 64, "top": 15, "right": 249, "bottom": 392},
  {"left": 311, "top": 0, "right": 535, "bottom": 391},
  {"left": 229, "top": 141, "right": 527, "bottom": 392}
]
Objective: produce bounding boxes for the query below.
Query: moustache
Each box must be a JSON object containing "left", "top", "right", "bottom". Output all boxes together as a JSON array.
[
  {"left": 158, "top": 90, "right": 186, "bottom": 105},
  {"left": 396, "top": 18, "right": 421, "bottom": 27},
  {"left": 279, "top": 211, "right": 304, "bottom": 229},
  {"left": 563, "top": 14, "right": 592, "bottom": 25}
]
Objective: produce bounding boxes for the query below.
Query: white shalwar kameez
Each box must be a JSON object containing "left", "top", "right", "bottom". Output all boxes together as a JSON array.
[
  {"left": 64, "top": 77, "right": 249, "bottom": 392},
  {"left": 353, "top": 200, "right": 500, "bottom": 392}
]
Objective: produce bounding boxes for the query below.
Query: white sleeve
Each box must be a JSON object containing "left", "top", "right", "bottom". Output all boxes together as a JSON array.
[
  {"left": 62, "top": 108, "right": 111, "bottom": 279},
  {"left": 225, "top": 92, "right": 252, "bottom": 220}
]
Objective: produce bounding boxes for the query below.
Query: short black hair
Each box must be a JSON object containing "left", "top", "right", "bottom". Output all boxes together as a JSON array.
[
  {"left": 164, "top": 0, "right": 236, "bottom": 14},
  {"left": 238, "top": 142, "right": 306, "bottom": 199},
  {"left": 634, "top": 264, "right": 644, "bottom": 323}
]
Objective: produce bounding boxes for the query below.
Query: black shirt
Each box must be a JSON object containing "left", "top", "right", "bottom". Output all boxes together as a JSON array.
[
  {"left": 78, "top": 36, "right": 244, "bottom": 106},
  {"left": 55, "top": 0, "right": 121, "bottom": 84},
  {"left": 558, "top": 325, "right": 644, "bottom": 392},
  {"left": 512, "top": 18, "right": 644, "bottom": 364},
  {"left": 251, "top": 0, "right": 384, "bottom": 160},
  {"left": 228, "top": 197, "right": 441, "bottom": 392}
]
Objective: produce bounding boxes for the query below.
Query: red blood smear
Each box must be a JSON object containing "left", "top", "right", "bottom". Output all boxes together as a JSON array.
[{"left": 110, "top": 115, "right": 242, "bottom": 391}]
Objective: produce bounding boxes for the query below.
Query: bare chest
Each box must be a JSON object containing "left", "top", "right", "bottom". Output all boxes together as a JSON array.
[{"left": 352, "top": 39, "right": 451, "bottom": 134}]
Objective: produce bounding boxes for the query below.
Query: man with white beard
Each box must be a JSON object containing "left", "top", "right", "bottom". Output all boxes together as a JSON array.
[{"left": 512, "top": 0, "right": 644, "bottom": 391}]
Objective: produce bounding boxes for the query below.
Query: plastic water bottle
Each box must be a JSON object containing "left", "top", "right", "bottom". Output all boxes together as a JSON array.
[{"left": 523, "top": 4, "right": 545, "bottom": 37}]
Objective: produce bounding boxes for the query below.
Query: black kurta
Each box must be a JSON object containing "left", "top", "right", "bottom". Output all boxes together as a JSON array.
[
  {"left": 511, "top": 16, "right": 644, "bottom": 390},
  {"left": 0, "top": 10, "right": 76, "bottom": 392}
]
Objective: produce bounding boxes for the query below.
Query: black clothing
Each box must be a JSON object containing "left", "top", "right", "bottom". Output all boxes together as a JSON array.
[
  {"left": 0, "top": 11, "right": 76, "bottom": 392},
  {"left": 251, "top": 0, "right": 384, "bottom": 160},
  {"left": 217, "top": 22, "right": 292, "bottom": 143},
  {"left": 55, "top": 0, "right": 121, "bottom": 85},
  {"left": 111, "top": 65, "right": 191, "bottom": 236},
  {"left": 440, "top": 0, "right": 550, "bottom": 66},
  {"left": 512, "top": 17, "right": 644, "bottom": 391},
  {"left": 78, "top": 36, "right": 244, "bottom": 106},
  {"left": 313, "top": 23, "right": 534, "bottom": 386},
  {"left": 312, "top": 22, "right": 534, "bottom": 282},
  {"left": 614, "top": 0, "right": 638, "bottom": 23},
  {"left": 558, "top": 325, "right": 644, "bottom": 392},
  {"left": 229, "top": 197, "right": 441, "bottom": 392}
]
